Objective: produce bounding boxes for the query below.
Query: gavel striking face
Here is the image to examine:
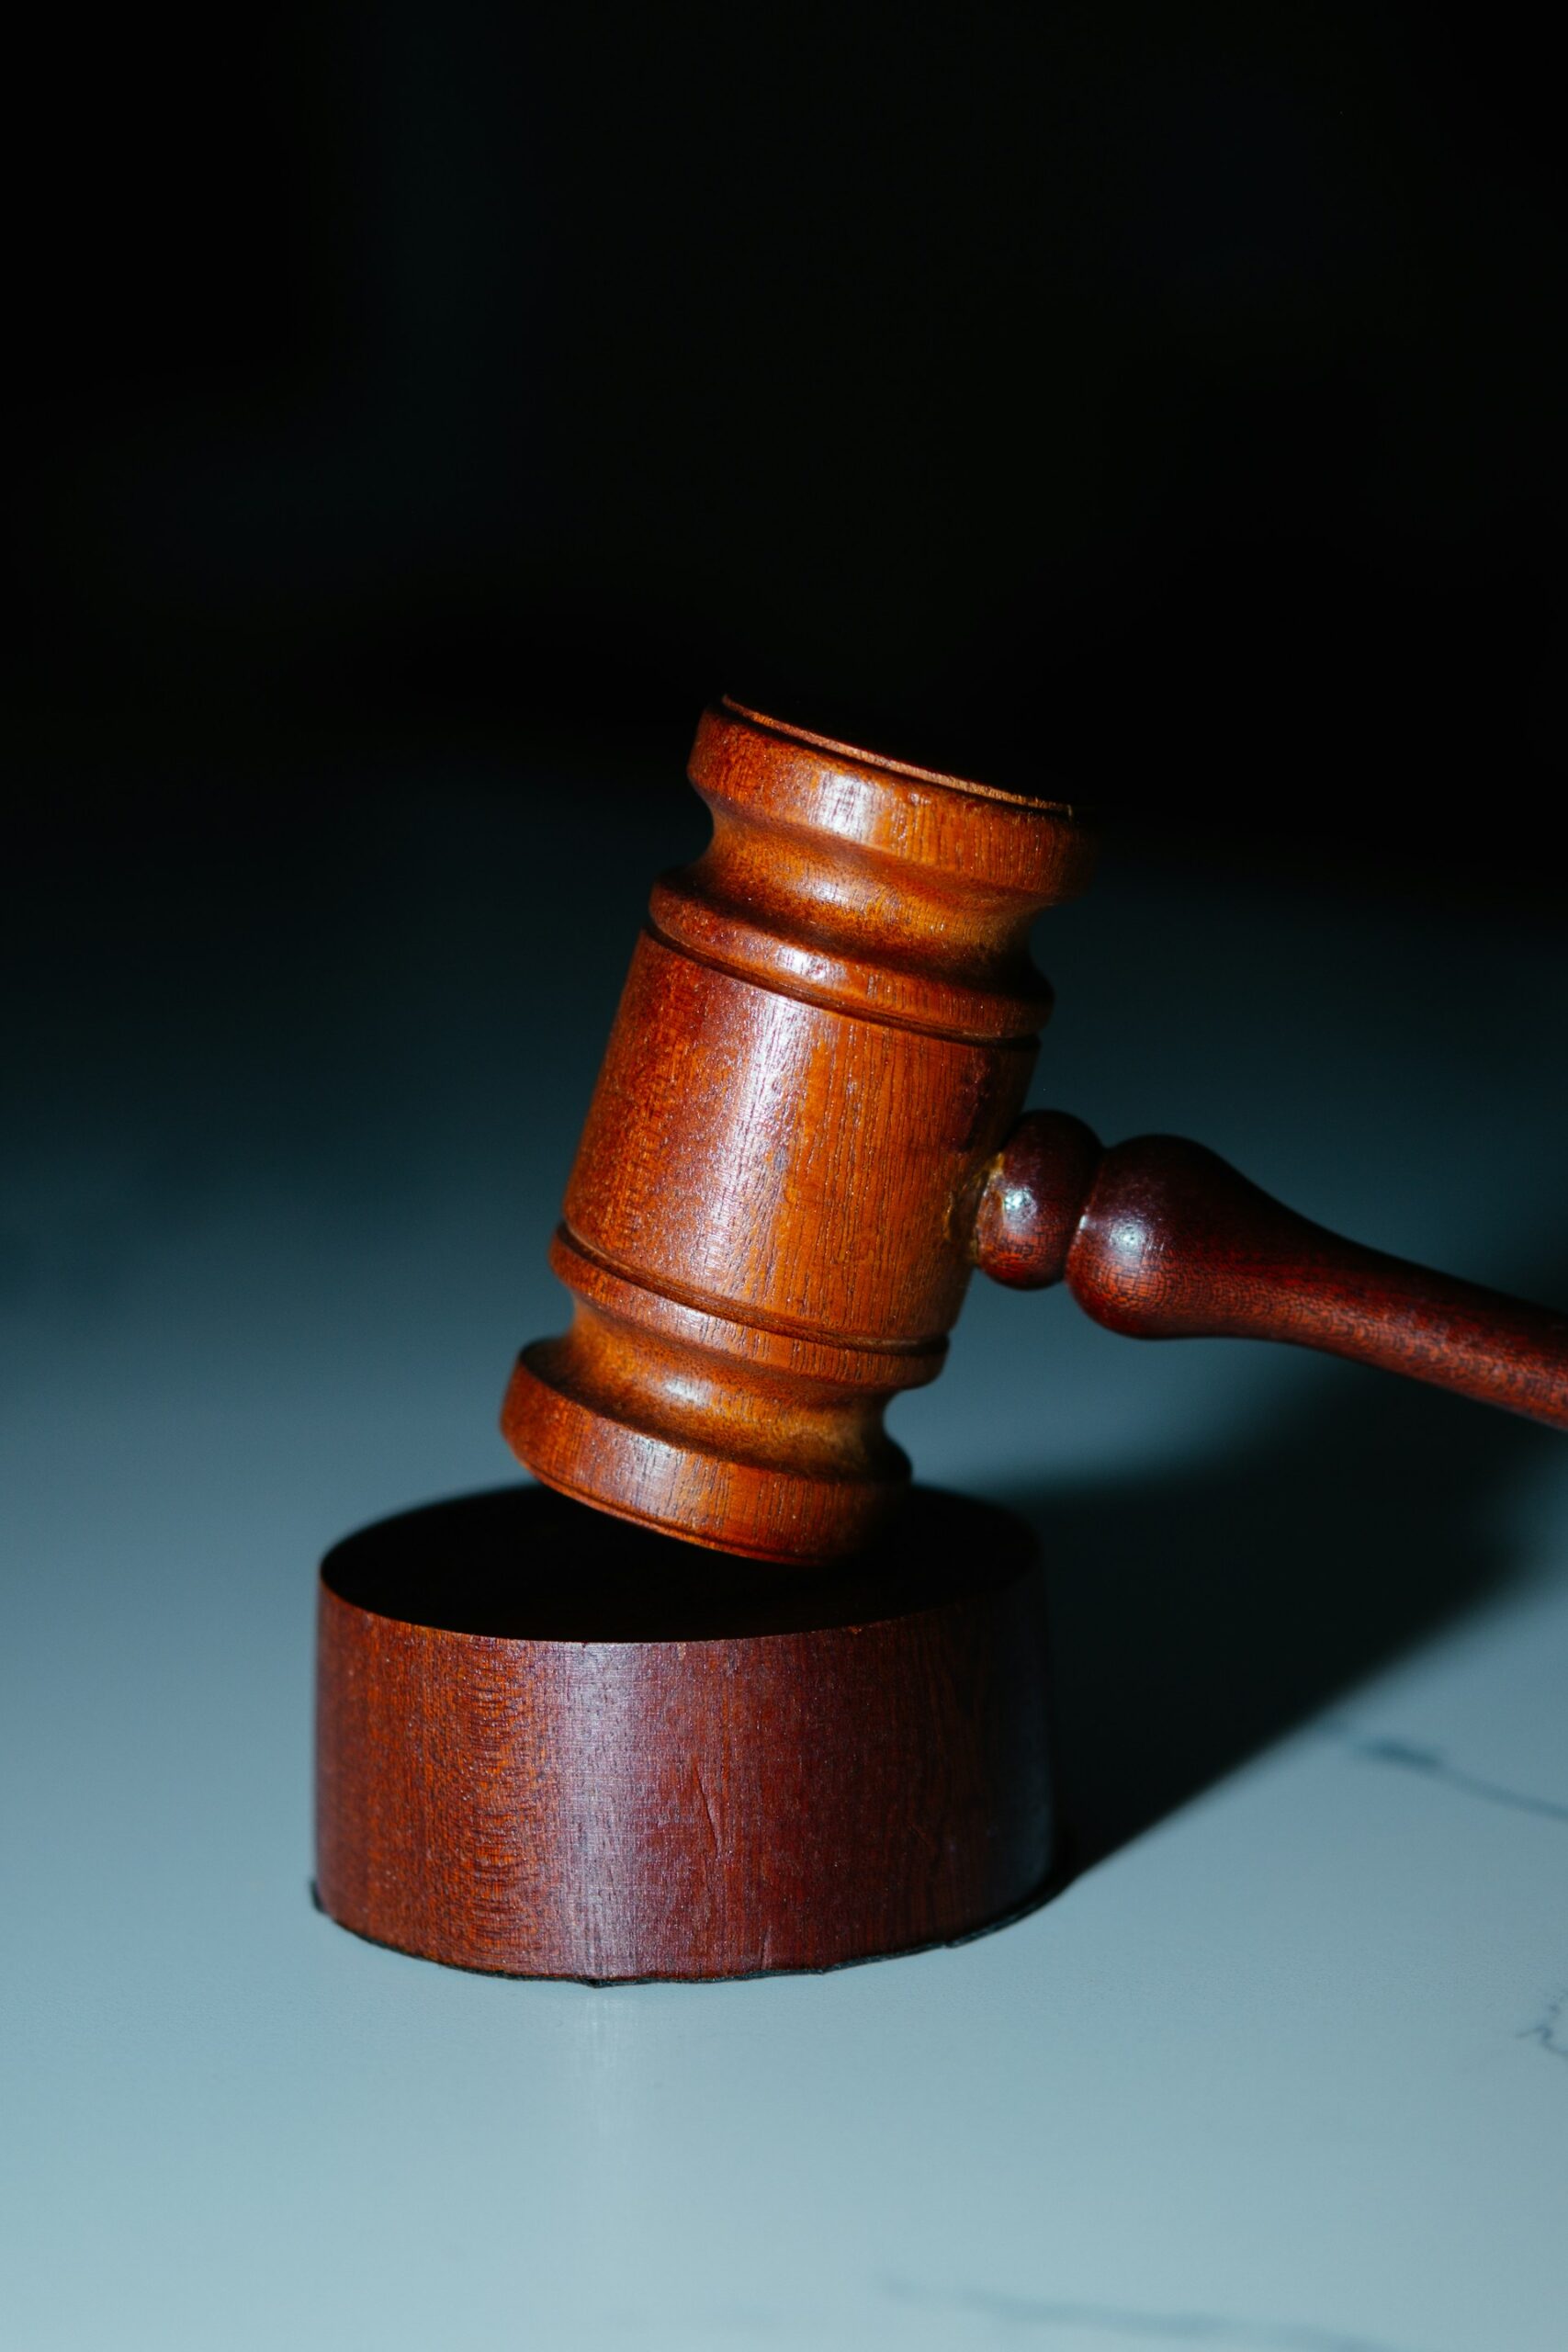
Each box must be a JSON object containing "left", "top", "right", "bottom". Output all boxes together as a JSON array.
[{"left": 503, "top": 700, "right": 1568, "bottom": 1566}]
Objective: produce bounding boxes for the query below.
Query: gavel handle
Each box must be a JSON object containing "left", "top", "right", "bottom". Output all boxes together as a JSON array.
[{"left": 975, "top": 1111, "right": 1568, "bottom": 1432}]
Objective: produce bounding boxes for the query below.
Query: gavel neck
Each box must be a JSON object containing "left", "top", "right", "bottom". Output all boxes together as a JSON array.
[{"left": 975, "top": 1110, "right": 1568, "bottom": 1433}]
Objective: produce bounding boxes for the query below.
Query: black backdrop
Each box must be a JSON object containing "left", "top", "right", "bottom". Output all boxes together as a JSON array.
[{"left": 9, "top": 0, "right": 1563, "bottom": 877}]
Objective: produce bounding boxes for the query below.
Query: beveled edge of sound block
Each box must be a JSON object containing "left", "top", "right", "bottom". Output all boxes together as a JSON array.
[{"left": 314, "top": 1483, "right": 1055, "bottom": 1983}]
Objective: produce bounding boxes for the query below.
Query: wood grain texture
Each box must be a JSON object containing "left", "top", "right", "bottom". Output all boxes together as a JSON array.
[
  {"left": 977, "top": 1111, "right": 1568, "bottom": 1430},
  {"left": 502, "top": 698, "right": 1092, "bottom": 1561},
  {"left": 505, "top": 697, "right": 1564, "bottom": 1568},
  {"left": 315, "top": 1485, "right": 1052, "bottom": 1981}
]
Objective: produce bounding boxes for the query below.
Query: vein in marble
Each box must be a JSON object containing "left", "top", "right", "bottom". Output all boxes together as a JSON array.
[
  {"left": 885, "top": 2282, "right": 1427, "bottom": 2352},
  {"left": 1519, "top": 1990, "right": 1568, "bottom": 2064},
  {"left": 1341, "top": 1735, "right": 1568, "bottom": 1826}
]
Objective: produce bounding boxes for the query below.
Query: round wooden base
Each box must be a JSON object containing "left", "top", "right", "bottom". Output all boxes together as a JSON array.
[{"left": 316, "top": 1484, "right": 1053, "bottom": 1981}]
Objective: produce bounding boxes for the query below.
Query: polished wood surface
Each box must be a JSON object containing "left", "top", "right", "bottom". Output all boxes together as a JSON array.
[
  {"left": 502, "top": 698, "right": 1094, "bottom": 1560},
  {"left": 504, "top": 700, "right": 1564, "bottom": 1566},
  {"left": 978, "top": 1112, "right": 1568, "bottom": 1430},
  {"left": 315, "top": 1486, "right": 1051, "bottom": 1981}
]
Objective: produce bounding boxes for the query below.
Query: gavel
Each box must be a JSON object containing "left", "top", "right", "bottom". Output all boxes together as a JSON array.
[
  {"left": 502, "top": 697, "right": 1568, "bottom": 1564},
  {"left": 315, "top": 698, "right": 1566, "bottom": 1984}
]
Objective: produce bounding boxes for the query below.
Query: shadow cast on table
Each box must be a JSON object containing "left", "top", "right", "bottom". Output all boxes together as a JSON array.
[{"left": 1003, "top": 1359, "right": 1560, "bottom": 1877}]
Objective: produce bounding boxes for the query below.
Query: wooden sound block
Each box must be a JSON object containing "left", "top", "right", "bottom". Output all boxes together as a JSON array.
[{"left": 315, "top": 1484, "right": 1053, "bottom": 1982}]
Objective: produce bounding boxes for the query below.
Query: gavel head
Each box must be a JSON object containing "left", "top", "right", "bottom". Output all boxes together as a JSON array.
[{"left": 502, "top": 699, "right": 1094, "bottom": 1564}]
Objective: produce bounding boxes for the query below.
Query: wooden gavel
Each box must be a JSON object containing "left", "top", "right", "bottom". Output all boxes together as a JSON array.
[
  {"left": 502, "top": 697, "right": 1568, "bottom": 1566},
  {"left": 315, "top": 695, "right": 1566, "bottom": 1983}
]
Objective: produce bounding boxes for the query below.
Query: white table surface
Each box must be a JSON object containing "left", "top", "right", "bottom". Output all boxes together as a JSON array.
[{"left": 6, "top": 763, "right": 1567, "bottom": 2351}]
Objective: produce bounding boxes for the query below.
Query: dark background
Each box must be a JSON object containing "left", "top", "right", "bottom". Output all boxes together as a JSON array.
[{"left": 7, "top": 0, "right": 1563, "bottom": 882}]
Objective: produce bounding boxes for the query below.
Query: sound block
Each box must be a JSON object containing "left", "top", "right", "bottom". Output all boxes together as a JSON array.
[{"left": 316, "top": 1484, "right": 1053, "bottom": 1981}]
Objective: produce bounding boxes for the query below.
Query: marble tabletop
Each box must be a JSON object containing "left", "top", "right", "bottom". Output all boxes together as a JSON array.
[{"left": 6, "top": 762, "right": 1566, "bottom": 2351}]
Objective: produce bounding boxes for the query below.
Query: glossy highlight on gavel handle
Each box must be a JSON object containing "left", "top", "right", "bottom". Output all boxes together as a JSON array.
[{"left": 976, "top": 1111, "right": 1568, "bottom": 1432}]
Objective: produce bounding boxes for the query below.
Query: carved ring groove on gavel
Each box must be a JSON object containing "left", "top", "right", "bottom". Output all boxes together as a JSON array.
[{"left": 502, "top": 697, "right": 1568, "bottom": 1566}]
